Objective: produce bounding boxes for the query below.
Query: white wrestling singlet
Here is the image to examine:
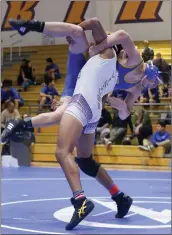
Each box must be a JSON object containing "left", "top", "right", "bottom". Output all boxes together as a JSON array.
[{"left": 65, "top": 50, "right": 117, "bottom": 133}]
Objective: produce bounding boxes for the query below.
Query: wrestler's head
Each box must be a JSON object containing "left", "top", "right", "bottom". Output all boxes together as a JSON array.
[
  {"left": 45, "top": 77, "right": 55, "bottom": 88},
  {"left": 141, "top": 61, "right": 162, "bottom": 89}
]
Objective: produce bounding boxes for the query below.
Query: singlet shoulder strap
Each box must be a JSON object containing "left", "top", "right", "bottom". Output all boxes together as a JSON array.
[
  {"left": 117, "top": 59, "right": 144, "bottom": 69},
  {"left": 135, "top": 59, "right": 144, "bottom": 68}
]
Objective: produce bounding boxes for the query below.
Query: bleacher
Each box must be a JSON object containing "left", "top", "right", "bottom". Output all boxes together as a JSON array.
[{"left": 1, "top": 40, "right": 171, "bottom": 168}]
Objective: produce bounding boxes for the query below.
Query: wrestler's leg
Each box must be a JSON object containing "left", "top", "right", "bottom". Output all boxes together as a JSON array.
[
  {"left": 33, "top": 49, "right": 86, "bottom": 128},
  {"left": 76, "top": 133, "right": 133, "bottom": 219},
  {"left": 8, "top": 19, "right": 89, "bottom": 53},
  {"left": 56, "top": 113, "right": 83, "bottom": 192},
  {"left": 79, "top": 17, "right": 107, "bottom": 44},
  {"left": 56, "top": 113, "right": 94, "bottom": 230},
  {"left": 44, "top": 22, "right": 89, "bottom": 53},
  {"left": 31, "top": 100, "right": 69, "bottom": 127},
  {"left": 76, "top": 133, "right": 115, "bottom": 190}
]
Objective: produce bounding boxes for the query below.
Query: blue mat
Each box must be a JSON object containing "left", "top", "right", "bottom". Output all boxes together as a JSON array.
[{"left": 1, "top": 167, "right": 171, "bottom": 234}]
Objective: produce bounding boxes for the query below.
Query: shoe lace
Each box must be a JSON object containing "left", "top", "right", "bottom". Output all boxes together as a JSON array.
[{"left": 78, "top": 200, "right": 87, "bottom": 218}]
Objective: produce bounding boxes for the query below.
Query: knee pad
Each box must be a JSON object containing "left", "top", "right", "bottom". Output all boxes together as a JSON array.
[{"left": 75, "top": 155, "right": 100, "bottom": 178}]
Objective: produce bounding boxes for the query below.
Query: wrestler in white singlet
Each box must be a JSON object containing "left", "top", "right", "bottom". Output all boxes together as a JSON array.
[{"left": 65, "top": 49, "right": 117, "bottom": 134}]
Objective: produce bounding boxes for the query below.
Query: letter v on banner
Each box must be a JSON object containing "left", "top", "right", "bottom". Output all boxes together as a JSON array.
[
  {"left": 64, "top": 1, "right": 90, "bottom": 24},
  {"left": 2, "top": 1, "right": 39, "bottom": 31},
  {"left": 115, "top": 1, "right": 163, "bottom": 24}
]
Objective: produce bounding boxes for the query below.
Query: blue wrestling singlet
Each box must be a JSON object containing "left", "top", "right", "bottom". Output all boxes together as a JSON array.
[
  {"left": 114, "top": 60, "right": 143, "bottom": 90},
  {"left": 61, "top": 51, "right": 87, "bottom": 97}
]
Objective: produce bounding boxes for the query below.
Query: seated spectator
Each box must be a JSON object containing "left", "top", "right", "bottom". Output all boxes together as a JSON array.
[
  {"left": 142, "top": 40, "right": 154, "bottom": 62},
  {"left": 148, "top": 87, "right": 160, "bottom": 103},
  {"left": 124, "top": 107, "right": 152, "bottom": 146},
  {"left": 160, "top": 111, "right": 171, "bottom": 125},
  {"left": 17, "top": 59, "right": 36, "bottom": 91},
  {"left": 104, "top": 109, "right": 133, "bottom": 146},
  {"left": 162, "top": 84, "right": 170, "bottom": 97},
  {"left": 140, "top": 87, "right": 160, "bottom": 104},
  {"left": 1, "top": 80, "right": 24, "bottom": 110},
  {"left": 17, "top": 59, "right": 27, "bottom": 86},
  {"left": 139, "top": 120, "right": 171, "bottom": 153},
  {"left": 45, "top": 58, "right": 61, "bottom": 81},
  {"left": 153, "top": 53, "right": 170, "bottom": 84},
  {"left": 96, "top": 105, "right": 112, "bottom": 144},
  {"left": 1, "top": 101, "right": 20, "bottom": 131},
  {"left": 39, "top": 78, "right": 59, "bottom": 111}
]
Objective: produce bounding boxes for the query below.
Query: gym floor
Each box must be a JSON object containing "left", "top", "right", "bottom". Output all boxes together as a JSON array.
[{"left": 1, "top": 166, "right": 171, "bottom": 234}]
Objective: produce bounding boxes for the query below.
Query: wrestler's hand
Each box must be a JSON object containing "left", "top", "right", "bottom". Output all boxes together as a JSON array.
[
  {"left": 107, "top": 97, "right": 126, "bottom": 110},
  {"left": 107, "top": 97, "right": 130, "bottom": 120},
  {"left": 51, "top": 99, "right": 63, "bottom": 111}
]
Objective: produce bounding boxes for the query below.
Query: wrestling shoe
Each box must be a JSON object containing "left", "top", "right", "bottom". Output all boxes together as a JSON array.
[
  {"left": 65, "top": 197, "right": 94, "bottom": 230},
  {"left": 8, "top": 19, "right": 44, "bottom": 36},
  {"left": 112, "top": 192, "right": 133, "bottom": 218},
  {"left": 1, "top": 118, "right": 33, "bottom": 143}
]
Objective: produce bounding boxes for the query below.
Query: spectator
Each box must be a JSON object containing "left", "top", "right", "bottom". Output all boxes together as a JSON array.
[
  {"left": 159, "top": 83, "right": 171, "bottom": 98},
  {"left": 39, "top": 78, "right": 59, "bottom": 111},
  {"left": 45, "top": 58, "right": 61, "bottom": 81},
  {"left": 139, "top": 120, "right": 171, "bottom": 153},
  {"left": 160, "top": 111, "right": 171, "bottom": 125},
  {"left": 96, "top": 105, "right": 112, "bottom": 144},
  {"left": 1, "top": 80, "right": 24, "bottom": 110},
  {"left": 140, "top": 87, "right": 160, "bottom": 104},
  {"left": 104, "top": 109, "right": 133, "bottom": 146},
  {"left": 142, "top": 40, "right": 154, "bottom": 62},
  {"left": 125, "top": 107, "right": 152, "bottom": 146},
  {"left": 153, "top": 53, "right": 170, "bottom": 84},
  {"left": 27, "top": 60, "right": 36, "bottom": 83},
  {"left": 1, "top": 101, "right": 20, "bottom": 156},
  {"left": 163, "top": 84, "right": 170, "bottom": 97},
  {"left": 17, "top": 59, "right": 36, "bottom": 91},
  {"left": 148, "top": 87, "right": 160, "bottom": 103},
  {"left": 17, "top": 59, "right": 27, "bottom": 86},
  {"left": 1, "top": 101, "right": 20, "bottom": 131}
]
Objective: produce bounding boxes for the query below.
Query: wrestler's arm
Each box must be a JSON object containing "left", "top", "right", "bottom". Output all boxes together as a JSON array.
[
  {"left": 107, "top": 88, "right": 141, "bottom": 120},
  {"left": 30, "top": 101, "right": 69, "bottom": 128},
  {"left": 90, "top": 30, "right": 140, "bottom": 60},
  {"left": 124, "top": 89, "right": 142, "bottom": 115}
]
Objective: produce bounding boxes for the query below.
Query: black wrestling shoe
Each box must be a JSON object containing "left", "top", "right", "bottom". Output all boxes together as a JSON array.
[
  {"left": 65, "top": 197, "right": 94, "bottom": 230},
  {"left": 112, "top": 192, "right": 133, "bottom": 218},
  {"left": 8, "top": 19, "right": 44, "bottom": 36},
  {"left": 1, "top": 118, "right": 32, "bottom": 143},
  {"left": 9, "top": 19, "right": 30, "bottom": 35}
]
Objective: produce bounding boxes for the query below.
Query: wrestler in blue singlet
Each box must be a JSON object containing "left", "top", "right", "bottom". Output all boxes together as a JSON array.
[
  {"left": 114, "top": 60, "right": 144, "bottom": 90},
  {"left": 61, "top": 51, "right": 87, "bottom": 97},
  {"left": 114, "top": 58, "right": 160, "bottom": 91}
]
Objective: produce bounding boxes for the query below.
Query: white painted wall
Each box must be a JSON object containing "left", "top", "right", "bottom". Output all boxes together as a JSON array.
[{"left": 1, "top": 0, "right": 171, "bottom": 48}]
